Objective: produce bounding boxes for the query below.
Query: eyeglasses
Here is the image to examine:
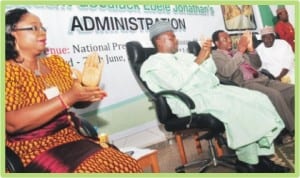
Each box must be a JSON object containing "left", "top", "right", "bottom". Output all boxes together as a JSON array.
[{"left": 12, "top": 25, "right": 47, "bottom": 32}]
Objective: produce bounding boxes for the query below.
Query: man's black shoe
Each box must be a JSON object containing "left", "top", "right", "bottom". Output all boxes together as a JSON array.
[
  {"left": 236, "top": 157, "right": 290, "bottom": 173},
  {"left": 259, "top": 156, "right": 290, "bottom": 173},
  {"left": 275, "top": 129, "right": 294, "bottom": 145},
  {"left": 235, "top": 160, "right": 262, "bottom": 173}
]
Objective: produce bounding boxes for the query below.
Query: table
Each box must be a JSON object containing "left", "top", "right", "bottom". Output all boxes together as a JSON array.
[{"left": 137, "top": 149, "right": 160, "bottom": 173}]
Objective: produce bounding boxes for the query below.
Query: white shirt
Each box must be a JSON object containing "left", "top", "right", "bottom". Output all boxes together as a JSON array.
[{"left": 256, "top": 39, "right": 295, "bottom": 83}]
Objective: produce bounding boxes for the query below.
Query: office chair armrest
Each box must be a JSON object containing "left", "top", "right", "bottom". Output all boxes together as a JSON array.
[
  {"left": 72, "top": 101, "right": 92, "bottom": 108},
  {"left": 6, "top": 146, "right": 24, "bottom": 172},
  {"left": 220, "top": 79, "right": 238, "bottom": 86},
  {"left": 70, "top": 113, "right": 99, "bottom": 140},
  {"left": 260, "top": 69, "right": 275, "bottom": 80},
  {"left": 155, "top": 90, "right": 195, "bottom": 110}
]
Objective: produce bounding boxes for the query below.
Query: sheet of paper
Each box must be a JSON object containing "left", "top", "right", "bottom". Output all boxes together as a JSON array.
[{"left": 120, "top": 147, "right": 155, "bottom": 160}]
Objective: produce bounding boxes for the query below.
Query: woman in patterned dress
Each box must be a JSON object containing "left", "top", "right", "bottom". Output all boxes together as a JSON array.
[{"left": 5, "top": 8, "right": 142, "bottom": 173}]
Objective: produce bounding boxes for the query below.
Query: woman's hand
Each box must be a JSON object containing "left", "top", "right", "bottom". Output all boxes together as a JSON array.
[
  {"left": 81, "top": 52, "right": 104, "bottom": 87},
  {"left": 63, "top": 80, "right": 107, "bottom": 106}
]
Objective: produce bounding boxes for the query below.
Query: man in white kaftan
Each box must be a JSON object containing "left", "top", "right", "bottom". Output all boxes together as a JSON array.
[
  {"left": 256, "top": 26, "right": 295, "bottom": 84},
  {"left": 140, "top": 21, "right": 287, "bottom": 172}
]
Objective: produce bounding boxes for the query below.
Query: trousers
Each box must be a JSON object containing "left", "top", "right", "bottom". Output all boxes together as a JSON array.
[{"left": 243, "top": 78, "right": 294, "bottom": 133}]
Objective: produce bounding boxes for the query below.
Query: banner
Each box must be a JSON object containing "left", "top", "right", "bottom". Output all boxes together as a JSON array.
[{"left": 6, "top": 4, "right": 287, "bottom": 115}]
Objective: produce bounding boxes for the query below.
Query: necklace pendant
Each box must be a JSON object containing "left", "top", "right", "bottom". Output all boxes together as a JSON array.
[{"left": 34, "top": 69, "right": 41, "bottom": 76}]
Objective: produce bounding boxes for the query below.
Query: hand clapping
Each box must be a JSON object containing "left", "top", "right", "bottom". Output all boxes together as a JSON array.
[
  {"left": 238, "top": 31, "right": 254, "bottom": 53},
  {"left": 82, "top": 52, "right": 104, "bottom": 87},
  {"left": 196, "top": 37, "right": 212, "bottom": 64},
  {"left": 243, "top": 31, "right": 254, "bottom": 52},
  {"left": 69, "top": 52, "right": 106, "bottom": 107}
]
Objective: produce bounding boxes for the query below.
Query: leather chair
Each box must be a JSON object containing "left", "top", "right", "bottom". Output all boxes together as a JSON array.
[
  {"left": 252, "top": 34, "right": 262, "bottom": 49},
  {"left": 187, "top": 40, "right": 201, "bottom": 56},
  {"left": 126, "top": 41, "right": 236, "bottom": 172},
  {"left": 5, "top": 114, "right": 99, "bottom": 173},
  {"left": 6, "top": 146, "right": 24, "bottom": 173}
]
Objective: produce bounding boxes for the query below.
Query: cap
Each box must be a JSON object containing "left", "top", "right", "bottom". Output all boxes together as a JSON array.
[
  {"left": 260, "top": 26, "right": 275, "bottom": 36},
  {"left": 149, "top": 21, "right": 173, "bottom": 40},
  {"left": 276, "top": 6, "right": 287, "bottom": 15}
]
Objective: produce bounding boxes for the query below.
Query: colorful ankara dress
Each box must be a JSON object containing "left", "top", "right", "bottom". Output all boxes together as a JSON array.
[{"left": 5, "top": 55, "right": 142, "bottom": 173}]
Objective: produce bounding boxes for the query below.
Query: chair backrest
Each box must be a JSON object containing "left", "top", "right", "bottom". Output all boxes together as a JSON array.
[
  {"left": 126, "top": 41, "right": 178, "bottom": 124},
  {"left": 252, "top": 34, "right": 262, "bottom": 48},
  {"left": 126, "top": 41, "right": 157, "bottom": 75},
  {"left": 187, "top": 41, "right": 201, "bottom": 56}
]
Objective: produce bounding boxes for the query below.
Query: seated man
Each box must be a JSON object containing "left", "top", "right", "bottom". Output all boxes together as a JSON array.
[
  {"left": 256, "top": 26, "right": 295, "bottom": 84},
  {"left": 211, "top": 30, "right": 294, "bottom": 142},
  {"left": 140, "top": 21, "right": 289, "bottom": 173}
]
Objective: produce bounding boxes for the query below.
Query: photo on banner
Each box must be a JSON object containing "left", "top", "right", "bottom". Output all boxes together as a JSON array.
[
  {"left": 0, "top": 0, "right": 298, "bottom": 177},
  {"left": 221, "top": 5, "right": 257, "bottom": 31}
]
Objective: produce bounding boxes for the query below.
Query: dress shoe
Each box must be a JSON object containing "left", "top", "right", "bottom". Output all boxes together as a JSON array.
[
  {"left": 235, "top": 160, "right": 262, "bottom": 173},
  {"left": 258, "top": 156, "right": 290, "bottom": 173},
  {"left": 275, "top": 129, "right": 294, "bottom": 145},
  {"left": 236, "top": 157, "right": 290, "bottom": 173},
  {"left": 275, "top": 134, "right": 293, "bottom": 145}
]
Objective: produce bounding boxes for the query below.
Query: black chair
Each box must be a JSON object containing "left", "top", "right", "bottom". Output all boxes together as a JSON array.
[
  {"left": 260, "top": 69, "right": 276, "bottom": 80},
  {"left": 252, "top": 34, "right": 262, "bottom": 49},
  {"left": 6, "top": 146, "right": 24, "bottom": 173},
  {"left": 187, "top": 41, "right": 201, "bottom": 56},
  {"left": 5, "top": 114, "right": 99, "bottom": 173},
  {"left": 126, "top": 41, "right": 236, "bottom": 173}
]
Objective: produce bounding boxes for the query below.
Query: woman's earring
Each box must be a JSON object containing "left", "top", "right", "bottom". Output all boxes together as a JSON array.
[{"left": 16, "top": 57, "right": 24, "bottom": 63}]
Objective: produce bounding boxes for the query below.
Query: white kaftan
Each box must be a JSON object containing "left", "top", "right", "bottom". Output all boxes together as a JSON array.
[{"left": 256, "top": 39, "right": 295, "bottom": 84}]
